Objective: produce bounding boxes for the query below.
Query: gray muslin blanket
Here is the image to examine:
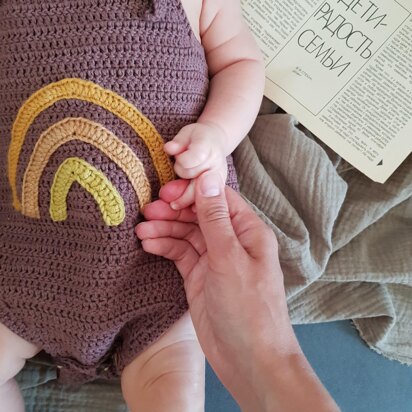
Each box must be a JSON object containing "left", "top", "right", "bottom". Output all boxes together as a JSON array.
[{"left": 233, "top": 102, "right": 412, "bottom": 365}]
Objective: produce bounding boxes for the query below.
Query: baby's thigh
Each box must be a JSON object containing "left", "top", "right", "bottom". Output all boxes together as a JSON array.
[
  {"left": 121, "top": 312, "right": 205, "bottom": 412},
  {"left": 0, "top": 323, "right": 40, "bottom": 383}
]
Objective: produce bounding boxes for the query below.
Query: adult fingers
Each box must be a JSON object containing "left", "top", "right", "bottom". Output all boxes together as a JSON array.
[
  {"left": 159, "top": 179, "right": 191, "bottom": 202},
  {"left": 143, "top": 200, "right": 197, "bottom": 222},
  {"left": 136, "top": 220, "right": 206, "bottom": 256},
  {"left": 194, "top": 171, "right": 241, "bottom": 261},
  {"left": 170, "top": 180, "right": 196, "bottom": 211},
  {"left": 141, "top": 238, "right": 199, "bottom": 281},
  {"left": 142, "top": 199, "right": 196, "bottom": 223},
  {"left": 222, "top": 186, "right": 278, "bottom": 260}
]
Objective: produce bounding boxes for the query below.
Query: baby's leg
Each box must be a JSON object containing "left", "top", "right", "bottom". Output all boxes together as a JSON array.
[
  {"left": 121, "top": 311, "right": 205, "bottom": 412},
  {"left": 0, "top": 323, "right": 40, "bottom": 412}
]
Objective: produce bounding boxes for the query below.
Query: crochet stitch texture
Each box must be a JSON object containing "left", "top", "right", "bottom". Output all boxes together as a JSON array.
[{"left": 0, "top": 0, "right": 238, "bottom": 382}]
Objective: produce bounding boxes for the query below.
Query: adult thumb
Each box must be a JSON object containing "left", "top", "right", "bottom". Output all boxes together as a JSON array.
[{"left": 195, "top": 171, "right": 239, "bottom": 259}]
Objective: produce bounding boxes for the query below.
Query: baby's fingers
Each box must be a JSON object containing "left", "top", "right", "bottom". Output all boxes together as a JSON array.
[
  {"left": 175, "top": 139, "right": 210, "bottom": 169},
  {"left": 170, "top": 180, "right": 195, "bottom": 211},
  {"left": 163, "top": 125, "right": 194, "bottom": 155},
  {"left": 163, "top": 141, "right": 181, "bottom": 156}
]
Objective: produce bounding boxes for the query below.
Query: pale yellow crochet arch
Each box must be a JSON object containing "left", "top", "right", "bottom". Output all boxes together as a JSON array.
[
  {"left": 8, "top": 78, "right": 175, "bottom": 211},
  {"left": 50, "top": 157, "right": 125, "bottom": 227},
  {"left": 22, "top": 117, "right": 151, "bottom": 219}
]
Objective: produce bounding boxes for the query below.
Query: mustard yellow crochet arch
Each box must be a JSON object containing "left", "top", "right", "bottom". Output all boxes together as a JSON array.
[
  {"left": 22, "top": 117, "right": 151, "bottom": 219},
  {"left": 8, "top": 78, "right": 175, "bottom": 211},
  {"left": 50, "top": 157, "right": 125, "bottom": 227}
]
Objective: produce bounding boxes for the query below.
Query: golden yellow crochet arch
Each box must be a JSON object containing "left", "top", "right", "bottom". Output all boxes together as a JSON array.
[
  {"left": 50, "top": 157, "right": 125, "bottom": 226},
  {"left": 22, "top": 117, "right": 151, "bottom": 219},
  {"left": 8, "top": 78, "right": 175, "bottom": 211}
]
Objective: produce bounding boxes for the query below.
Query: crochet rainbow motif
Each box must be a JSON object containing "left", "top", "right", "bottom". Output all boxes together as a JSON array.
[{"left": 7, "top": 78, "right": 175, "bottom": 226}]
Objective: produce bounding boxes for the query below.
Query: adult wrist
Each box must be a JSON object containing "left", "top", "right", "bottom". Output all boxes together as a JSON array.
[
  {"left": 250, "top": 340, "right": 302, "bottom": 409},
  {"left": 243, "top": 342, "right": 339, "bottom": 412}
]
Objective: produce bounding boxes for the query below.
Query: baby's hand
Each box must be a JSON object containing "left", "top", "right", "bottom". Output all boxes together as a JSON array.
[{"left": 164, "top": 122, "right": 228, "bottom": 210}]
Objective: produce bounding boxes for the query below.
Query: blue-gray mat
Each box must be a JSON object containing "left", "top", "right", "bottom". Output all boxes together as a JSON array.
[{"left": 206, "top": 321, "right": 412, "bottom": 412}]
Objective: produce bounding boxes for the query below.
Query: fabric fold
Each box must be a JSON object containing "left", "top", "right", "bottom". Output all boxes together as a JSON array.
[{"left": 234, "top": 108, "right": 412, "bottom": 365}]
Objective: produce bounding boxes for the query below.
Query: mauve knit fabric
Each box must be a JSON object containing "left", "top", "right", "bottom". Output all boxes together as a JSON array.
[{"left": 0, "top": 0, "right": 237, "bottom": 383}]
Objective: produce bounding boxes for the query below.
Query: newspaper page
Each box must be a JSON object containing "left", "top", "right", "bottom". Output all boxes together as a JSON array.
[{"left": 241, "top": 0, "right": 412, "bottom": 183}]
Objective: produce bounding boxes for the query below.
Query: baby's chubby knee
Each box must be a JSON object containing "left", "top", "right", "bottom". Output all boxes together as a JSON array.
[
  {"left": 123, "top": 338, "right": 205, "bottom": 391},
  {"left": 0, "top": 323, "right": 39, "bottom": 385},
  {"left": 121, "top": 314, "right": 205, "bottom": 412},
  {"left": 121, "top": 338, "right": 205, "bottom": 412},
  {"left": 120, "top": 312, "right": 205, "bottom": 411}
]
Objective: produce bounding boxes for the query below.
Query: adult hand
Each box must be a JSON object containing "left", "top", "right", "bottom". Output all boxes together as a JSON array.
[{"left": 136, "top": 173, "right": 339, "bottom": 412}]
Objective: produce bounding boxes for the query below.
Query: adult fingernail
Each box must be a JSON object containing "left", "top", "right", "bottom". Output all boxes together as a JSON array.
[{"left": 200, "top": 171, "right": 221, "bottom": 197}]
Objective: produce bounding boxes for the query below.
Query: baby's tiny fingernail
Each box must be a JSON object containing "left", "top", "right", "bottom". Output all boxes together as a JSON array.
[{"left": 170, "top": 202, "right": 179, "bottom": 210}]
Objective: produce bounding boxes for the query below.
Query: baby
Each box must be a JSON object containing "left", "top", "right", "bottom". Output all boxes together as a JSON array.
[{"left": 0, "top": 0, "right": 264, "bottom": 411}]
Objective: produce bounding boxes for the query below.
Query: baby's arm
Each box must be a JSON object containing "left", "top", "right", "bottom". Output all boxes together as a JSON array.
[{"left": 164, "top": 0, "right": 265, "bottom": 209}]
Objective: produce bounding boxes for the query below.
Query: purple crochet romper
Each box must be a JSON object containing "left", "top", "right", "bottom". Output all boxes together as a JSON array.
[{"left": 0, "top": 0, "right": 237, "bottom": 383}]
